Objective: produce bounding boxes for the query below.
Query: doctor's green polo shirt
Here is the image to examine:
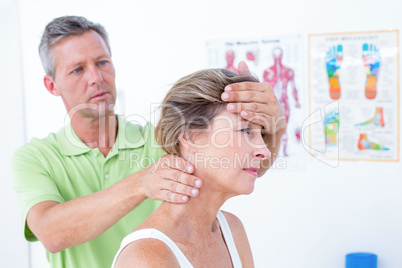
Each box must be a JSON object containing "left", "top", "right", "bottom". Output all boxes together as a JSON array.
[{"left": 12, "top": 116, "right": 165, "bottom": 268}]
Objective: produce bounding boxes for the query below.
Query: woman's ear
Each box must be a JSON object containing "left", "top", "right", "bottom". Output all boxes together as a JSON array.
[{"left": 178, "top": 131, "right": 198, "bottom": 153}]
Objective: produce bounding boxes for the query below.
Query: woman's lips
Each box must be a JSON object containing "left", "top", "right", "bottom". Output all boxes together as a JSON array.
[{"left": 243, "top": 167, "right": 259, "bottom": 176}]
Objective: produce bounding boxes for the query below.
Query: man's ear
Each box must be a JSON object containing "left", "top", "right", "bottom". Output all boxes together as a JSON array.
[
  {"left": 44, "top": 75, "right": 61, "bottom": 96},
  {"left": 178, "top": 131, "right": 198, "bottom": 153}
]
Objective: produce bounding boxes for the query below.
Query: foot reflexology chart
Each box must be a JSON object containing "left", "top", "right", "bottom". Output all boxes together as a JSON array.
[{"left": 308, "top": 30, "right": 399, "bottom": 161}]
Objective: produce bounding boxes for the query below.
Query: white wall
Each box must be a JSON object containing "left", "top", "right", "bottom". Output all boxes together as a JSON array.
[
  {"left": 4, "top": 0, "right": 401, "bottom": 267},
  {"left": 0, "top": 0, "right": 30, "bottom": 266}
]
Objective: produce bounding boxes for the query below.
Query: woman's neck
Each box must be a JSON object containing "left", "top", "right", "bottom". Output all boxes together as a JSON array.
[{"left": 145, "top": 182, "right": 232, "bottom": 242}]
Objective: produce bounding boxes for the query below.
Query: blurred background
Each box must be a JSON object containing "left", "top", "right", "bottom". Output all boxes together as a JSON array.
[{"left": 1, "top": 0, "right": 401, "bottom": 267}]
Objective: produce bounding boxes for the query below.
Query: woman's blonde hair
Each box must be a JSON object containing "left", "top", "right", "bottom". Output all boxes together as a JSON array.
[{"left": 155, "top": 68, "right": 259, "bottom": 155}]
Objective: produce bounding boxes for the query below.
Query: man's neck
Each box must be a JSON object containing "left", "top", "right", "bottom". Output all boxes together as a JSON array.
[{"left": 71, "top": 112, "right": 118, "bottom": 157}]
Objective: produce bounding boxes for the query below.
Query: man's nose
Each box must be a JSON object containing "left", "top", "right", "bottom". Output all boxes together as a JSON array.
[{"left": 87, "top": 65, "right": 102, "bottom": 85}]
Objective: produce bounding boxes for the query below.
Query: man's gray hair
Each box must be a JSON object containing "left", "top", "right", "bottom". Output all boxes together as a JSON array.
[{"left": 39, "top": 15, "right": 111, "bottom": 78}]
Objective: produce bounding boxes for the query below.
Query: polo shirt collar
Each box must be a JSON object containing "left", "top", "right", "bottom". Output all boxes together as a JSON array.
[
  {"left": 56, "top": 115, "right": 145, "bottom": 156},
  {"left": 115, "top": 115, "right": 146, "bottom": 150}
]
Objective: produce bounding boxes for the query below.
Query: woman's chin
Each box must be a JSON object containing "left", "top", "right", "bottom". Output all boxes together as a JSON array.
[{"left": 241, "top": 183, "right": 255, "bottom": 195}]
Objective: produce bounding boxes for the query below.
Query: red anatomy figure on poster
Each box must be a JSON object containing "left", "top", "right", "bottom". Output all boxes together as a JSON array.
[
  {"left": 225, "top": 50, "right": 238, "bottom": 73},
  {"left": 263, "top": 47, "right": 301, "bottom": 156}
]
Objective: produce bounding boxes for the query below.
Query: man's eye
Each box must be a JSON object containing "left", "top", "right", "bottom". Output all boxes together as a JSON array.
[
  {"left": 72, "top": 68, "right": 82, "bottom": 74},
  {"left": 99, "top": 61, "right": 107, "bottom": 66}
]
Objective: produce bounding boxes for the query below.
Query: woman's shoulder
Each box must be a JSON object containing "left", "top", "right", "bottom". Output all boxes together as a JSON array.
[
  {"left": 220, "top": 210, "right": 245, "bottom": 234},
  {"left": 220, "top": 210, "right": 254, "bottom": 267},
  {"left": 114, "top": 234, "right": 180, "bottom": 267}
]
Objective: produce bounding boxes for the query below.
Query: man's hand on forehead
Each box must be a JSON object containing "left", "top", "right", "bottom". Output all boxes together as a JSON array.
[{"left": 221, "top": 61, "right": 285, "bottom": 135}]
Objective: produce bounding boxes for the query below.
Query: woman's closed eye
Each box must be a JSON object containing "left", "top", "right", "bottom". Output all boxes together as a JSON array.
[
  {"left": 240, "top": 128, "right": 252, "bottom": 134},
  {"left": 240, "top": 128, "right": 266, "bottom": 140}
]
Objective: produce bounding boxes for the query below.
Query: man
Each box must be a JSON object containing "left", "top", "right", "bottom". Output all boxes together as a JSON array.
[{"left": 12, "top": 16, "right": 285, "bottom": 267}]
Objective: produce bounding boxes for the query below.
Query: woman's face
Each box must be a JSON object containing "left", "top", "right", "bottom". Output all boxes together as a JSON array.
[{"left": 188, "top": 109, "right": 270, "bottom": 197}]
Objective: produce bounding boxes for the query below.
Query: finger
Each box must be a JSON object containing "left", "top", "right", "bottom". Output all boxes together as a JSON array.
[
  {"left": 226, "top": 102, "right": 271, "bottom": 115},
  {"left": 160, "top": 189, "right": 190, "bottom": 203},
  {"left": 238, "top": 61, "right": 251, "bottom": 75},
  {"left": 224, "top": 81, "right": 270, "bottom": 93},
  {"left": 159, "top": 155, "right": 194, "bottom": 173},
  {"left": 240, "top": 111, "right": 271, "bottom": 132},
  {"left": 165, "top": 178, "right": 200, "bottom": 197},
  {"left": 171, "top": 169, "right": 202, "bottom": 188},
  {"left": 158, "top": 176, "right": 200, "bottom": 203},
  {"left": 160, "top": 168, "right": 202, "bottom": 190},
  {"left": 240, "top": 111, "right": 286, "bottom": 134},
  {"left": 222, "top": 90, "right": 269, "bottom": 103}
]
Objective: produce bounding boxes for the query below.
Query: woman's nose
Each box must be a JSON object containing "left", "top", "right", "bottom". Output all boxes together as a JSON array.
[{"left": 252, "top": 135, "right": 271, "bottom": 160}]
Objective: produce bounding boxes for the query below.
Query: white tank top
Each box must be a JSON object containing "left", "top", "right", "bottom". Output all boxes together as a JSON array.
[{"left": 111, "top": 210, "right": 242, "bottom": 268}]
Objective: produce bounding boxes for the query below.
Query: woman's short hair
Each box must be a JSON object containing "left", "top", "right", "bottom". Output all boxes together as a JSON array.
[
  {"left": 39, "top": 15, "right": 111, "bottom": 78},
  {"left": 155, "top": 68, "right": 259, "bottom": 156}
]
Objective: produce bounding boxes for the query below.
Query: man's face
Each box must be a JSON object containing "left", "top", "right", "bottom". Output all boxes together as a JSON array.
[{"left": 50, "top": 30, "right": 116, "bottom": 119}]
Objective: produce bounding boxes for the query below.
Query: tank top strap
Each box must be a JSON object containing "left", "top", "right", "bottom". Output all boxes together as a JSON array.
[
  {"left": 111, "top": 228, "right": 193, "bottom": 268},
  {"left": 216, "top": 210, "right": 243, "bottom": 268}
]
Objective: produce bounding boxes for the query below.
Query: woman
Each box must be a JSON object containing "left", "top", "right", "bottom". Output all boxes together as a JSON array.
[{"left": 112, "top": 69, "right": 270, "bottom": 267}]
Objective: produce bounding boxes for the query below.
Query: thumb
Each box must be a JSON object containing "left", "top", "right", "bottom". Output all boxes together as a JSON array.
[{"left": 238, "top": 61, "right": 251, "bottom": 75}]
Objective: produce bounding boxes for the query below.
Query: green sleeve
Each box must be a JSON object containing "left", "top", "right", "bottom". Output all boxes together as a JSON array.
[{"left": 11, "top": 141, "right": 64, "bottom": 241}]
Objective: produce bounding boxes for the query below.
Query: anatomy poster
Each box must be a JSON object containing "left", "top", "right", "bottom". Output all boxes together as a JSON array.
[
  {"left": 206, "top": 35, "right": 307, "bottom": 170},
  {"left": 308, "top": 30, "right": 399, "bottom": 162}
]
